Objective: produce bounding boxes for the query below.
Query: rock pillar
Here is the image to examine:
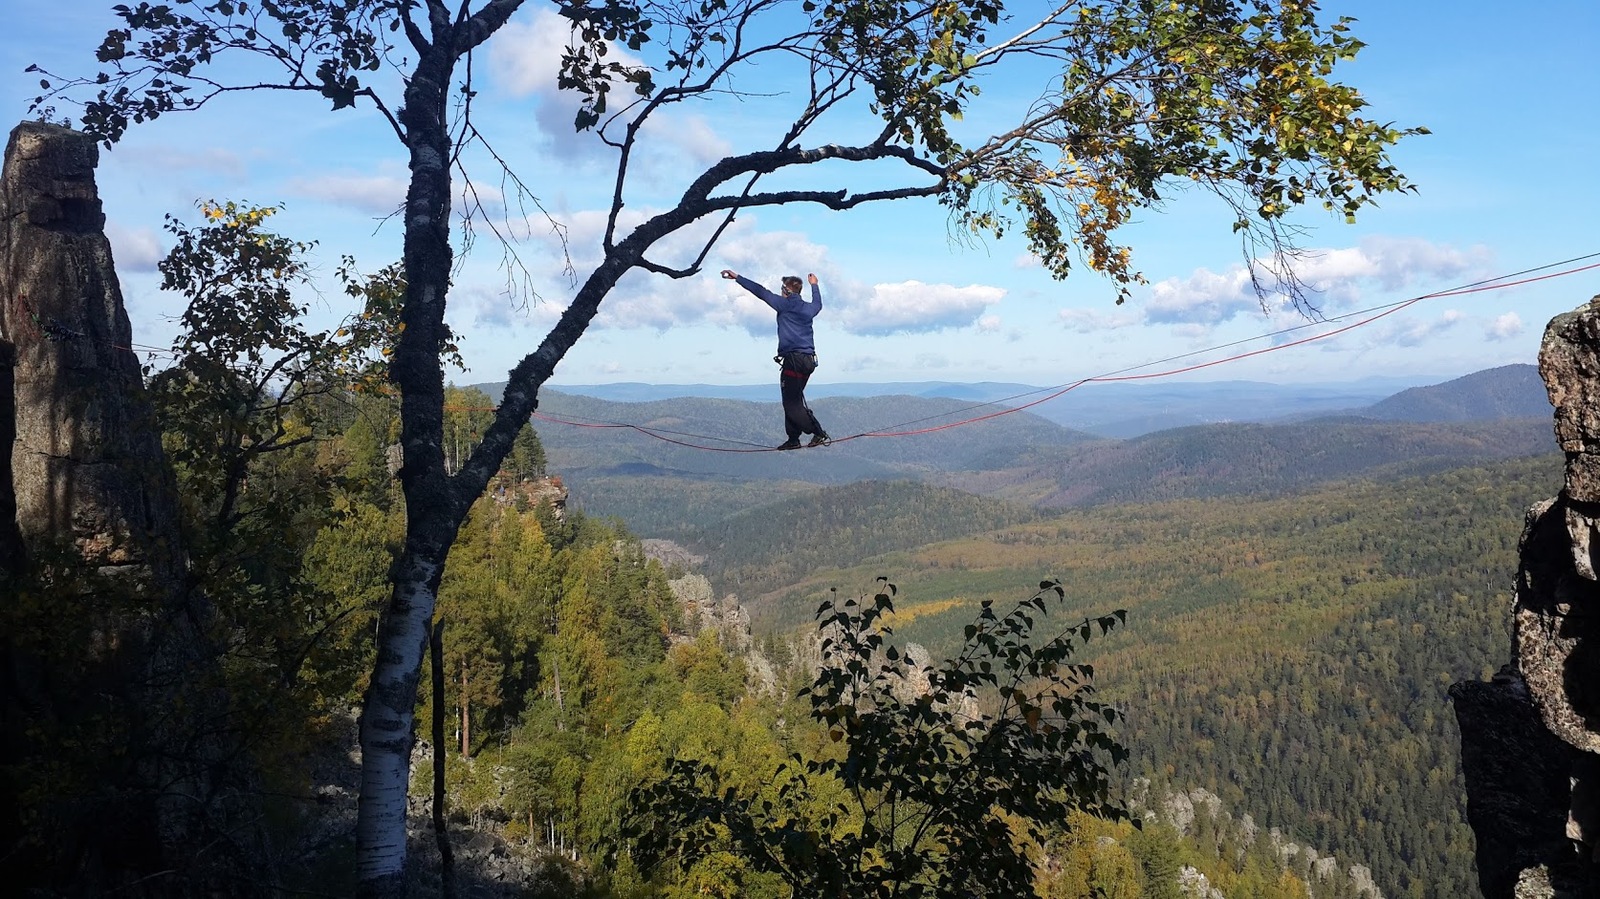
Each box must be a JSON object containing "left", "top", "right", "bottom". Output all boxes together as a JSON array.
[
  {"left": 0, "top": 121, "right": 186, "bottom": 588},
  {"left": 1452, "top": 295, "right": 1600, "bottom": 897},
  {"left": 0, "top": 121, "right": 221, "bottom": 892}
]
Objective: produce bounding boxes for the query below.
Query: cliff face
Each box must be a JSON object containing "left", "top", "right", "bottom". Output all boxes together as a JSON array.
[
  {"left": 0, "top": 122, "right": 226, "bottom": 892},
  {"left": 1452, "top": 296, "right": 1600, "bottom": 897}
]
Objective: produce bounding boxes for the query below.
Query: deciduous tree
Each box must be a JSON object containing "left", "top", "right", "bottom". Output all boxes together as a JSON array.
[
  {"left": 36, "top": 2, "right": 1421, "bottom": 892},
  {"left": 626, "top": 579, "right": 1127, "bottom": 897}
]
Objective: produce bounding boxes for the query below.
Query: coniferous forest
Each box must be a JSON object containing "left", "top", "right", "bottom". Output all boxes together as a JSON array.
[{"left": 732, "top": 455, "right": 1558, "bottom": 898}]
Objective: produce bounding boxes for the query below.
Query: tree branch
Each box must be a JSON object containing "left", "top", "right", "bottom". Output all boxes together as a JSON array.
[
  {"left": 681, "top": 142, "right": 945, "bottom": 208},
  {"left": 458, "top": 0, "right": 527, "bottom": 54},
  {"left": 400, "top": 2, "right": 431, "bottom": 55}
]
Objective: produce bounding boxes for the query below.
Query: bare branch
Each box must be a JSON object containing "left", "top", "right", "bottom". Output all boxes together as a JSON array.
[{"left": 707, "top": 184, "right": 943, "bottom": 212}]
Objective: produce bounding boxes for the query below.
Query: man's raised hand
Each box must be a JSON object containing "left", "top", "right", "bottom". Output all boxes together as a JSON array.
[{"left": 721, "top": 269, "right": 738, "bottom": 280}]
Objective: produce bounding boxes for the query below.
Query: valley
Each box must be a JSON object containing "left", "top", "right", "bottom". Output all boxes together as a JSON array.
[{"left": 518, "top": 364, "right": 1560, "bottom": 897}]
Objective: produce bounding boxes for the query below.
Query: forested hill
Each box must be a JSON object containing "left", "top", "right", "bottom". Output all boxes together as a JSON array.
[
  {"left": 1358, "top": 363, "right": 1547, "bottom": 422},
  {"left": 727, "top": 453, "right": 1562, "bottom": 897},
  {"left": 477, "top": 367, "right": 1556, "bottom": 536},
  {"left": 684, "top": 480, "right": 1040, "bottom": 600},
  {"left": 936, "top": 416, "right": 1553, "bottom": 509}
]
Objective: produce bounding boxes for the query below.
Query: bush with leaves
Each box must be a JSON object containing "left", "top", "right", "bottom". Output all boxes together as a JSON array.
[{"left": 625, "top": 578, "right": 1128, "bottom": 898}]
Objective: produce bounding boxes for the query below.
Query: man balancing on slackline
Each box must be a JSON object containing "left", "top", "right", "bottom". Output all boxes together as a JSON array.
[{"left": 722, "top": 268, "right": 831, "bottom": 450}]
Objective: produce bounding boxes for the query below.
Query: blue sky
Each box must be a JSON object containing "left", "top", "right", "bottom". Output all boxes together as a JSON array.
[{"left": 4, "top": 1, "right": 1598, "bottom": 390}]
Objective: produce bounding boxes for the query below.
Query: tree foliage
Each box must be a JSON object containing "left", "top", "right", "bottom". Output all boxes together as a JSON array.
[
  {"left": 35, "top": 0, "right": 1421, "bottom": 306},
  {"left": 626, "top": 579, "right": 1127, "bottom": 898}
]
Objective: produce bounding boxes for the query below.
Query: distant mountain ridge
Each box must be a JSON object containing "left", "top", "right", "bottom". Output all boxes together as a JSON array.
[
  {"left": 938, "top": 417, "right": 1553, "bottom": 510},
  {"left": 1356, "top": 363, "right": 1548, "bottom": 422},
  {"left": 539, "top": 374, "right": 1445, "bottom": 438},
  {"left": 471, "top": 364, "right": 1554, "bottom": 534}
]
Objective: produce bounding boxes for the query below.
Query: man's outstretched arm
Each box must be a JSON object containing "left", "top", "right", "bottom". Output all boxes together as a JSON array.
[{"left": 722, "top": 269, "right": 782, "bottom": 310}]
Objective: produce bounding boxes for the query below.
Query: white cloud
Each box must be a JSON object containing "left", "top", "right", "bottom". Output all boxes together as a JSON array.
[
  {"left": 1144, "top": 265, "right": 1263, "bottom": 325},
  {"left": 1352, "top": 237, "right": 1488, "bottom": 291},
  {"left": 1169, "top": 322, "right": 1216, "bottom": 343},
  {"left": 462, "top": 283, "right": 526, "bottom": 330},
  {"left": 1384, "top": 309, "right": 1463, "bottom": 347},
  {"left": 457, "top": 175, "right": 507, "bottom": 215},
  {"left": 1486, "top": 312, "right": 1524, "bottom": 341},
  {"left": 487, "top": 8, "right": 731, "bottom": 172},
  {"left": 976, "top": 314, "right": 1002, "bottom": 333},
  {"left": 835, "top": 280, "right": 1005, "bottom": 336},
  {"left": 484, "top": 208, "right": 1002, "bottom": 338},
  {"left": 107, "top": 221, "right": 163, "bottom": 273},
  {"left": 508, "top": 213, "right": 833, "bottom": 334},
  {"left": 487, "top": 10, "right": 643, "bottom": 161},
  {"left": 640, "top": 112, "right": 732, "bottom": 168},
  {"left": 486, "top": 11, "right": 572, "bottom": 98},
  {"left": 836, "top": 354, "right": 887, "bottom": 373},
  {"left": 1140, "top": 237, "right": 1492, "bottom": 326}
]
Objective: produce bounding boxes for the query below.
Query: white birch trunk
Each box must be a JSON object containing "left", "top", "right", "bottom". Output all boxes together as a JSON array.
[{"left": 356, "top": 554, "right": 442, "bottom": 890}]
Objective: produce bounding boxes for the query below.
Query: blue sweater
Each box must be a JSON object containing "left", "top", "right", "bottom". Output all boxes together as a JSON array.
[{"left": 735, "top": 275, "right": 822, "bottom": 354}]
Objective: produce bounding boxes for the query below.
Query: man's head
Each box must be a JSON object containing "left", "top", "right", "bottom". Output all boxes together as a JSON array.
[{"left": 781, "top": 275, "right": 803, "bottom": 296}]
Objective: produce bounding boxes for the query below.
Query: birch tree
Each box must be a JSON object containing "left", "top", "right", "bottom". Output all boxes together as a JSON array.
[{"left": 35, "top": 1, "right": 1422, "bottom": 893}]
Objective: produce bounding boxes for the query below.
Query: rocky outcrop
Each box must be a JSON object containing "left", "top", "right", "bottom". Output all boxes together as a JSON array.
[
  {"left": 1451, "top": 295, "right": 1600, "bottom": 897},
  {"left": 0, "top": 121, "right": 224, "bottom": 891},
  {"left": 665, "top": 572, "right": 779, "bottom": 694},
  {"left": 1126, "top": 781, "right": 1383, "bottom": 898},
  {"left": 491, "top": 473, "right": 569, "bottom": 518}
]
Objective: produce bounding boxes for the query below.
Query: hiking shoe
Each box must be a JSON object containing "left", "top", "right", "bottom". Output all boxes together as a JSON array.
[
  {"left": 776, "top": 438, "right": 803, "bottom": 451},
  {"left": 808, "top": 433, "right": 831, "bottom": 448}
]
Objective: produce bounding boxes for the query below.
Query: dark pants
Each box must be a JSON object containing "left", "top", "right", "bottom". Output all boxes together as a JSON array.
[{"left": 779, "top": 352, "right": 825, "bottom": 440}]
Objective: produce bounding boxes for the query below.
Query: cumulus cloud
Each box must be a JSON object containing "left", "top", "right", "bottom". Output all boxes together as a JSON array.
[
  {"left": 1169, "top": 322, "right": 1217, "bottom": 343},
  {"left": 484, "top": 207, "right": 1004, "bottom": 338},
  {"left": 488, "top": 12, "right": 613, "bottom": 159},
  {"left": 976, "top": 314, "right": 1003, "bottom": 333},
  {"left": 460, "top": 283, "right": 527, "bottom": 330},
  {"left": 457, "top": 176, "right": 508, "bottom": 215},
  {"left": 506, "top": 213, "right": 830, "bottom": 333},
  {"left": 107, "top": 222, "right": 164, "bottom": 273},
  {"left": 1486, "top": 312, "right": 1524, "bottom": 341},
  {"left": 486, "top": 9, "right": 728, "bottom": 168},
  {"left": 639, "top": 111, "right": 732, "bottom": 168},
  {"left": 1140, "top": 237, "right": 1492, "bottom": 326},
  {"left": 486, "top": 10, "right": 572, "bottom": 98},
  {"left": 1144, "top": 265, "right": 1264, "bottom": 325},
  {"left": 1384, "top": 309, "right": 1463, "bottom": 347},
  {"left": 834, "top": 281, "right": 1005, "bottom": 336}
]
